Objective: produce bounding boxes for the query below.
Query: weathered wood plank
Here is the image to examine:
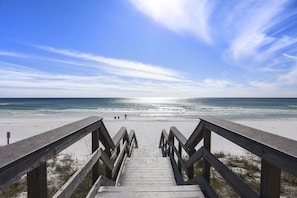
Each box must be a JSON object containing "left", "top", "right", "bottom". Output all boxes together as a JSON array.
[
  {"left": 98, "top": 185, "right": 204, "bottom": 198},
  {"left": 115, "top": 153, "right": 127, "bottom": 185},
  {"left": 169, "top": 127, "right": 187, "bottom": 146},
  {"left": 118, "top": 149, "right": 177, "bottom": 186},
  {"left": 171, "top": 142, "right": 188, "bottom": 175},
  {"left": 200, "top": 115, "right": 297, "bottom": 177},
  {"left": 187, "top": 176, "right": 218, "bottom": 198},
  {"left": 112, "top": 127, "right": 128, "bottom": 148},
  {"left": 159, "top": 130, "right": 169, "bottom": 147},
  {"left": 100, "top": 150, "right": 114, "bottom": 171},
  {"left": 202, "top": 148, "right": 259, "bottom": 198},
  {"left": 98, "top": 124, "right": 115, "bottom": 150},
  {"left": 128, "top": 130, "right": 138, "bottom": 146},
  {"left": 185, "top": 121, "right": 204, "bottom": 149},
  {"left": 132, "top": 148, "right": 162, "bottom": 158},
  {"left": 112, "top": 141, "right": 128, "bottom": 180},
  {"left": 0, "top": 116, "right": 103, "bottom": 188},
  {"left": 186, "top": 147, "right": 203, "bottom": 168},
  {"left": 53, "top": 148, "right": 104, "bottom": 198},
  {"left": 97, "top": 147, "right": 205, "bottom": 197},
  {"left": 202, "top": 129, "right": 211, "bottom": 182},
  {"left": 27, "top": 162, "right": 47, "bottom": 198},
  {"left": 260, "top": 159, "right": 280, "bottom": 198},
  {"left": 92, "top": 129, "right": 100, "bottom": 184},
  {"left": 100, "top": 185, "right": 203, "bottom": 192},
  {"left": 97, "top": 191, "right": 203, "bottom": 198},
  {"left": 128, "top": 138, "right": 136, "bottom": 157},
  {"left": 86, "top": 175, "right": 115, "bottom": 198}
]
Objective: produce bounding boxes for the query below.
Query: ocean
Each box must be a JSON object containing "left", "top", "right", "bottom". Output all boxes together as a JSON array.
[{"left": 0, "top": 98, "right": 297, "bottom": 120}]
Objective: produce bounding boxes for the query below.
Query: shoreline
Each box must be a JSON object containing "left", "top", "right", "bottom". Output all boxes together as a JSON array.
[{"left": 1, "top": 115, "right": 297, "bottom": 161}]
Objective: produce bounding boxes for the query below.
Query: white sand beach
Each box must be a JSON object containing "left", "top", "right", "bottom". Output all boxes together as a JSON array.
[{"left": 1, "top": 115, "right": 297, "bottom": 161}]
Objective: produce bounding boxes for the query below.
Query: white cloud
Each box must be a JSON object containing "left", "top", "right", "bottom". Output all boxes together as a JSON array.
[
  {"left": 202, "top": 79, "right": 232, "bottom": 89},
  {"left": 278, "top": 67, "right": 297, "bottom": 85},
  {"left": 249, "top": 81, "right": 278, "bottom": 90},
  {"left": 0, "top": 59, "right": 192, "bottom": 97},
  {"left": 248, "top": 56, "right": 297, "bottom": 92},
  {"left": 0, "top": 47, "right": 194, "bottom": 97},
  {"left": 0, "top": 50, "right": 29, "bottom": 58},
  {"left": 128, "top": 0, "right": 297, "bottom": 73},
  {"left": 36, "top": 45, "right": 186, "bottom": 82},
  {"left": 230, "top": 33, "right": 274, "bottom": 61},
  {"left": 2, "top": 43, "right": 296, "bottom": 97},
  {"left": 260, "top": 36, "right": 297, "bottom": 61},
  {"left": 228, "top": 1, "right": 281, "bottom": 56},
  {"left": 275, "top": 55, "right": 297, "bottom": 85},
  {"left": 225, "top": 0, "right": 297, "bottom": 65},
  {"left": 129, "top": 0, "right": 213, "bottom": 43}
]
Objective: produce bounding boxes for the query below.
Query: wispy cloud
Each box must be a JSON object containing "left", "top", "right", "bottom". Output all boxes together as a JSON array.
[
  {"left": 202, "top": 79, "right": 233, "bottom": 89},
  {"left": 278, "top": 56, "right": 297, "bottom": 85},
  {"left": 249, "top": 55, "right": 297, "bottom": 93},
  {"left": 129, "top": 0, "right": 213, "bottom": 44},
  {"left": 0, "top": 47, "right": 194, "bottom": 97},
  {"left": 0, "top": 63, "right": 195, "bottom": 97},
  {"left": 36, "top": 45, "right": 187, "bottom": 82},
  {"left": 0, "top": 50, "right": 30, "bottom": 58},
  {"left": 129, "top": 0, "right": 297, "bottom": 73},
  {"left": 1, "top": 43, "right": 296, "bottom": 97},
  {"left": 249, "top": 81, "right": 278, "bottom": 91},
  {"left": 225, "top": 1, "right": 286, "bottom": 59}
]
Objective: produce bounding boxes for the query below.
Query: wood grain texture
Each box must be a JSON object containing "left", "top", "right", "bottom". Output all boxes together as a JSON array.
[
  {"left": 200, "top": 116, "right": 297, "bottom": 177},
  {"left": 159, "top": 116, "right": 297, "bottom": 197},
  {"left": 97, "top": 148, "right": 205, "bottom": 197},
  {"left": 0, "top": 116, "right": 103, "bottom": 188},
  {"left": 97, "top": 185, "right": 204, "bottom": 198}
]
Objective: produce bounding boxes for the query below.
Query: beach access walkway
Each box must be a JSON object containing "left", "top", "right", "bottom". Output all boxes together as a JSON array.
[
  {"left": 97, "top": 148, "right": 204, "bottom": 197},
  {"left": 1, "top": 116, "right": 297, "bottom": 198}
]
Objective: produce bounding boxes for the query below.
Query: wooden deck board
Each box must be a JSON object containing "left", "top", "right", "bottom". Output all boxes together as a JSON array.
[
  {"left": 119, "top": 156, "right": 176, "bottom": 186},
  {"left": 97, "top": 185, "right": 204, "bottom": 198},
  {"left": 96, "top": 148, "right": 205, "bottom": 197}
]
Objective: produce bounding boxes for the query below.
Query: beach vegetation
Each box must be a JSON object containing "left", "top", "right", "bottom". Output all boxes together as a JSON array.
[
  {"left": 0, "top": 176, "right": 26, "bottom": 198},
  {"left": 192, "top": 152, "right": 297, "bottom": 198},
  {"left": 1, "top": 152, "right": 297, "bottom": 197}
]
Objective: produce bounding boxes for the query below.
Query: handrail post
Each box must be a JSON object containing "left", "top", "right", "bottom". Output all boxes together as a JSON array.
[
  {"left": 202, "top": 128, "right": 211, "bottom": 182},
  {"left": 117, "top": 145, "right": 120, "bottom": 156},
  {"left": 105, "top": 148, "right": 112, "bottom": 179},
  {"left": 170, "top": 137, "right": 175, "bottom": 157},
  {"left": 165, "top": 138, "right": 169, "bottom": 157},
  {"left": 92, "top": 129, "right": 100, "bottom": 184},
  {"left": 27, "top": 162, "right": 48, "bottom": 198},
  {"left": 260, "top": 159, "right": 281, "bottom": 198},
  {"left": 187, "top": 148, "right": 195, "bottom": 179},
  {"left": 178, "top": 142, "right": 182, "bottom": 172}
]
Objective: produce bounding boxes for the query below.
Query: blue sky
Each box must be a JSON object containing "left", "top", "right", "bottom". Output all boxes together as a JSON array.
[{"left": 1, "top": 0, "right": 297, "bottom": 97}]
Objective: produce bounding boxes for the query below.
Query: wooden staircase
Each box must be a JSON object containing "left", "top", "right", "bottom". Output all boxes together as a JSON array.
[
  {"left": 96, "top": 148, "right": 204, "bottom": 197},
  {"left": 2, "top": 116, "right": 297, "bottom": 197}
]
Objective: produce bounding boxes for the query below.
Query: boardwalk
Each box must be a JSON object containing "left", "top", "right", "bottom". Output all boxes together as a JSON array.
[
  {"left": 97, "top": 148, "right": 204, "bottom": 197},
  {"left": 1, "top": 116, "right": 297, "bottom": 198}
]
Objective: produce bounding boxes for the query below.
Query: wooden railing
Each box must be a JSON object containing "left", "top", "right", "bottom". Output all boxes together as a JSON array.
[
  {"left": 0, "top": 116, "right": 138, "bottom": 198},
  {"left": 159, "top": 116, "right": 297, "bottom": 198}
]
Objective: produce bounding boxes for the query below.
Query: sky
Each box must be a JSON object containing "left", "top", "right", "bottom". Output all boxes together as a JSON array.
[{"left": 0, "top": 0, "right": 297, "bottom": 97}]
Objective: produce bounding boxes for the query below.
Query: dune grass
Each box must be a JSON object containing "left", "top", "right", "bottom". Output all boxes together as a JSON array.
[{"left": 1, "top": 152, "right": 297, "bottom": 197}]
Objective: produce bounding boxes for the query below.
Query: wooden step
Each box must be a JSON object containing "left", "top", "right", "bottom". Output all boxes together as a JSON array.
[
  {"left": 96, "top": 148, "right": 205, "bottom": 197},
  {"left": 119, "top": 156, "right": 176, "bottom": 186},
  {"left": 131, "top": 148, "right": 162, "bottom": 158},
  {"left": 97, "top": 185, "right": 205, "bottom": 198}
]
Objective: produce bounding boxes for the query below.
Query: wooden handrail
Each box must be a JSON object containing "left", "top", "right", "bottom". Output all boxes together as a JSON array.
[
  {"left": 0, "top": 116, "right": 138, "bottom": 198},
  {"left": 159, "top": 116, "right": 297, "bottom": 198}
]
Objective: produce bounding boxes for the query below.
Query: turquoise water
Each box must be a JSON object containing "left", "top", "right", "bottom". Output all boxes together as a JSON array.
[{"left": 0, "top": 98, "right": 296, "bottom": 120}]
